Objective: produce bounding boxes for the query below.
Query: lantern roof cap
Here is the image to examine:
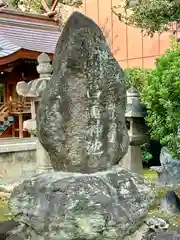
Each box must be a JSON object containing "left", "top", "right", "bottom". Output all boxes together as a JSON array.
[
  {"left": 125, "top": 87, "right": 147, "bottom": 118},
  {"left": 127, "top": 87, "right": 139, "bottom": 98}
]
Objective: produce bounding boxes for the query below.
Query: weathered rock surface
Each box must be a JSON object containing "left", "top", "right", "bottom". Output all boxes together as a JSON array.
[
  {"left": 0, "top": 220, "right": 20, "bottom": 240},
  {"left": 160, "top": 191, "right": 180, "bottom": 216},
  {"left": 149, "top": 231, "right": 180, "bottom": 240},
  {"left": 37, "top": 11, "right": 129, "bottom": 172},
  {"left": 8, "top": 168, "right": 154, "bottom": 240},
  {"left": 158, "top": 147, "right": 180, "bottom": 185},
  {"left": 160, "top": 147, "right": 180, "bottom": 167}
]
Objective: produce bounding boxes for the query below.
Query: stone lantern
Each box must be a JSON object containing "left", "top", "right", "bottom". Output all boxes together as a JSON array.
[
  {"left": 121, "top": 87, "right": 149, "bottom": 174},
  {"left": 16, "top": 53, "right": 53, "bottom": 173}
]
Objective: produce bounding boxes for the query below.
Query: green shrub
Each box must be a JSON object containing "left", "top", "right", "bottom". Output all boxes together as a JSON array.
[
  {"left": 124, "top": 68, "right": 152, "bottom": 93},
  {"left": 141, "top": 40, "right": 180, "bottom": 158},
  {"left": 141, "top": 143, "right": 152, "bottom": 163}
]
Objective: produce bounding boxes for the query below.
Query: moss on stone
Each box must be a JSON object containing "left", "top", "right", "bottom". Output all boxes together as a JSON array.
[
  {"left": 0, "top": 197, "right": 11, "bottom": 221},
  {"left": 1, "top": 168, "right": 180, "bottom": 232},
  {"left": 144, "top": 169, "right": 180, "bottom": 230}
]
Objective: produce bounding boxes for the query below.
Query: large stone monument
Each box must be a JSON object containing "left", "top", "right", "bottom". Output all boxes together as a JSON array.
[
  {"left": 36, "top": 12, "right": 129, "bottom": 173},
  {"left": 7, "top": 12, "right": 167, "bottom": 240},
  {"left": 16, "top": 53, "right": 52, "bottom": 173}
]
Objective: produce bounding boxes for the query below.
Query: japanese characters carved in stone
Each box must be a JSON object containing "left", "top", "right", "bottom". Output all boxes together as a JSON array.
[{"left": 37, "top": 11, "right": 129, "bottom": 173}]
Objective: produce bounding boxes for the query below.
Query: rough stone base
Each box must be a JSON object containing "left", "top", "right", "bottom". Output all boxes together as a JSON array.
[{"left": 9, "top": 167, "right": 154, "bottom": 240}]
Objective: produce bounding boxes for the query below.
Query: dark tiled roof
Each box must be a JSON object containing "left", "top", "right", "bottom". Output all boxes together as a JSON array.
[
  {"left": 0, "top": 36, "right": 20, "bottom": 57},
  {"left": 0, "top": 9, "right": 61, "bottom": 57}
]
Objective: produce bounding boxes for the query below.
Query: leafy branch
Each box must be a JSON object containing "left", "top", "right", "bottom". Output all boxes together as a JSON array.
[{"left": 112, "top": 0, "right": 180, "bottom": 36}]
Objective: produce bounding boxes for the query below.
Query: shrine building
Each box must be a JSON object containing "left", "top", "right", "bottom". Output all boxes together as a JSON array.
[{"left": 0, "top": 8, "right": 61, "bottom": 138}]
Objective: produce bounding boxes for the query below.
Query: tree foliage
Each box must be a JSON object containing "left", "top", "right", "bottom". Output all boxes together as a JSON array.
[
  {"left": 141, "top": 143, "right": 152, "bottom": 163},
  {"left": 113, "top": 0, "right": 180, "bottom": 36},
  {"left": 8, "top": 0, "right": 83, "bottom": 13},
  {"left": 141, "top": 39, "right": 180, "bottom": 158},
  {"left": 124, "top": 67, "right": 151, "bottom": 93}
]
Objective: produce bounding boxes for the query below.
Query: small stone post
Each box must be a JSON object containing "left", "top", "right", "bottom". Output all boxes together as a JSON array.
[
  {"left": 16, "top": 53, "right": 53, "bottom": 173},
  {"left": 121, "top": 87, "right": 148, "bottom": 175}
]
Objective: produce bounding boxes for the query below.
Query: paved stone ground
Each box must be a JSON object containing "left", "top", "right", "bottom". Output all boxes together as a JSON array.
[{"left": 150, "top": 231, "right": 180, "bottom": 239}]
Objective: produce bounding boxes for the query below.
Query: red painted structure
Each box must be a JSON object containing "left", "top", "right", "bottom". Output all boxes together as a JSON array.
[{"left": 0, "top": 9, "right": 61, "bottom": 138}]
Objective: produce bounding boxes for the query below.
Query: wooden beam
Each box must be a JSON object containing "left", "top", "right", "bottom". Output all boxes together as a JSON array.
[
  {"left": 18, "top": 113, "right": 23, "bottom": 138},
  {"left": 41, "top": 0, "right": 51, "bottom": 13},
  {"left": 7, "top": 84, "right": 10, "bottom": 102},
  {"left": 51, "top": 0, "right": 59, "bottom": 11},
  {"left": 44, "top": 10, "right": 57, "bottom": 17},
  {"left": 0, "top": 59, "right": 22, "bottom": 72},
  {"left": 0, "top": 8, "right": 60, "bottom": 25},
  {"left": 12, "top": 122, "right": 15, "bottom": 137},
  {"left": 3, "top": 84, "right": 6, "bottom": 103},
  {"left": 0, "top": 49, "right": 54, "bottom": 66}
]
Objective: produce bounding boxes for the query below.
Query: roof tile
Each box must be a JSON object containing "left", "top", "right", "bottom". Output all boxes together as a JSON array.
[{"left": 0, "top": 9, "right": 61, "bottom": 57}]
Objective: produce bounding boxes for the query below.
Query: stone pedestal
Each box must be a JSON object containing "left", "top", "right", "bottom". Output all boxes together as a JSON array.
[
  {"left": 36, "top": 140, "right": 52, "bottom": 173},
  {"left": 23, "top": 119, "right": 52, "bottom": 173},
  {"left": 121, "top": 145, "right": 143, "bottom": 175},
  {"left": 9, "top": 168, "right": 155, "bottom": 240}
]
